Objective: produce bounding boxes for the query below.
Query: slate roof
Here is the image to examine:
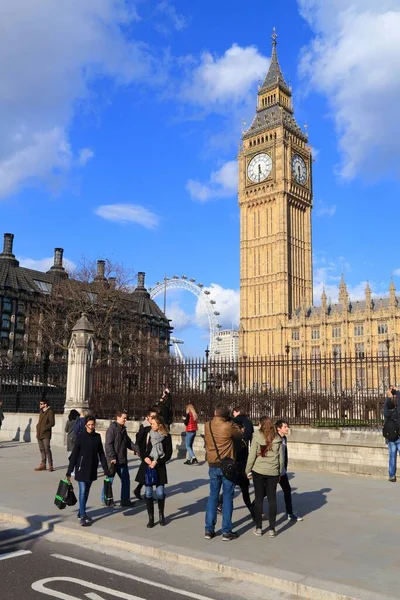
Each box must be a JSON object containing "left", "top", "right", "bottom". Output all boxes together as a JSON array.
[
  {"left": 0, "top": 236, "right": 169, "bottom": 327},
  {"left": 243, "top": 104, "right": 307, "bottom": 141}
]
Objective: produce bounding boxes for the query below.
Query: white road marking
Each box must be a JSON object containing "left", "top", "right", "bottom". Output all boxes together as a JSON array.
[
  {"left": 51, "top": 553, "right": 218, "bottom": 600},
  {"left": 0, "top": 549, "right": 32, "bottom": 561},
  {"left": 32, "top": 577, "right": 145, "bottom": 599}
]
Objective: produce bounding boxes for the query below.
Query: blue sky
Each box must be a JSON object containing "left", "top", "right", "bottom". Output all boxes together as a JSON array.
[{"left": 1, "top": 0, "right": 400, "bottom": 356}]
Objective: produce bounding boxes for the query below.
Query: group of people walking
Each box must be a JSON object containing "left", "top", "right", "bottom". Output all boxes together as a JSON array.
[{"left": 33, "top": 390, "right": 302, "bottom": 537}]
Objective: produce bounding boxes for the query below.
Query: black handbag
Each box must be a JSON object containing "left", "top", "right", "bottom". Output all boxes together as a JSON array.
[
  {"left": 103, "top": 477, "right": 114, "bottom": 507},
  {"left": 54, "top": 478, "right": 70, "bottom": 510},
  {"left": 66, "top": 485, "right": 77, "bottom": 507},
  {"left": 208, "top": 422, "right": 237, "bottom": 482}
]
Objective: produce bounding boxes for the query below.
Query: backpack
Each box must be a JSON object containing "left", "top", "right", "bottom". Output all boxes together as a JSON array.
[{"left": 383, "top": 418, "right": 399, "bottom": 442}]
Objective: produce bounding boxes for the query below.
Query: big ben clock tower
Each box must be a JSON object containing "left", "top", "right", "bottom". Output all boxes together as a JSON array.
[{"left": 239, "top": 30, "right": 313, "bottom": 358}]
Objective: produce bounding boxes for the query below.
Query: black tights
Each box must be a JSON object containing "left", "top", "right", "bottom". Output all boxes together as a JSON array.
[{"left": 252, "top": 472, "right": 279, "bottom": 529}]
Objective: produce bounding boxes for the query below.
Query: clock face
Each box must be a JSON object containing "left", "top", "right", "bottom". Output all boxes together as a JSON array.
[
  {"left": 247, "top": 153, "right": 272, "bottom": 183},
  {"left": 292, "top": 154, "right": 307, "bottom": 185}
]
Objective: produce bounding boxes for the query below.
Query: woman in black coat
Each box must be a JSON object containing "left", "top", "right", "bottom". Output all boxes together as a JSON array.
[
  {"left": 135, "top": 415, "right": 172, "bottom": 528},
  {"left": 66, "top": 416, "right": 109, "bottom": 526}
]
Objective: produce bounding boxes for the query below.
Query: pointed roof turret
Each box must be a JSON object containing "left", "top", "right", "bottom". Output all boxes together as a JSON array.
[
  {"left": 339, "top": 274, "right": 349, "bottom": 307},
  {"left": 390, "top": 278, "right": 397, "bottom": 308},
  {"left": 365, "top": 281, "right": 372, "bottom": 311},
  {"left": 242, "top": 29, "right": 306, "bottom": 142},
  {"left": 259, "top": 28, "right": 290, "bottom": 94},
  {"left": 321, "top": 287, "right": 327, "bottom": 311}
]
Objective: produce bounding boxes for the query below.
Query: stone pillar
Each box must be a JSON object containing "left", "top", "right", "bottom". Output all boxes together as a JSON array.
[{"left": 64, "top": 313, "right": 94, "bottom": 413}]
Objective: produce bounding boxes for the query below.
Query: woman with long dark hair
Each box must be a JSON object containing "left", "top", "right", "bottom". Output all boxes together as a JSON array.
[
  {"left": 246, "top": 416, "right": 283, "bottom": 538},
  {"left": 65, "top": 409, "right": 80, "bottom": 455},
  {"left": 135, "top": 415, "right": 172, "bottom": 528},
  {"left": 66, "top": 415, "right": 109, "bottom": 526}
]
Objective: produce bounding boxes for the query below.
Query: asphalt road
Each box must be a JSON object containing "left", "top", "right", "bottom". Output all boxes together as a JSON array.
[{"left": 0, "top": 524, "right": 289, "bottom": 600}]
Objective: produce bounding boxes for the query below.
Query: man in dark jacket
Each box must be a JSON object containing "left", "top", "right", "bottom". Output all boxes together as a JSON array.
[
  {"left": 383, "top": 388, "right": 400, "bottom": 482},
  {"left": 102, "top": 409, "right": 137, "bottom": 506},
  {"left": 157, "top": 389, "right": 172, "bottom": 428},
  {"left": 34, "top": 397, "right": 55, "bottom": 472},
  {"left": 134, "top": 406, "right": 159, "bottom": 500},
  {"left": 276, "top": 420, "right": 302, "bottom": 521}
]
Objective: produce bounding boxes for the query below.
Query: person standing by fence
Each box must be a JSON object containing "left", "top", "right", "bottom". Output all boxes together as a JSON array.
[
  {"left": 183, "top": 403, "right": 198, "bottom": 465},
  {"left": 246, "top": 416, "right": 283, "bottom": 538},
  {"left": 135, "top": 415, "right": 172, "bottom": 528},
  {"left": 34, "top": 397, "right": 55, "bottom": 472}
]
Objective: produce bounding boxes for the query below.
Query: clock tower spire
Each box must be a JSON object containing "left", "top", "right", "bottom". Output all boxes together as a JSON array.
[{"left": 238, "top": 29, "right": 313, "bottom": 358}]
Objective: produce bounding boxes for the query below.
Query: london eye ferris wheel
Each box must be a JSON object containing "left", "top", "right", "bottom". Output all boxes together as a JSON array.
[{"left": 149, "top": 276, "right": 222, "bottom": 357}]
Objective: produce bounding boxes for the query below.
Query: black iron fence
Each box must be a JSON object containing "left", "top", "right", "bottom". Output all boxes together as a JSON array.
[
  {"left": 89, "top": 352, "right": 397, "bottom": 426},
  {"left": 0, "top": 358, "right": 67, "bottom": 414}
]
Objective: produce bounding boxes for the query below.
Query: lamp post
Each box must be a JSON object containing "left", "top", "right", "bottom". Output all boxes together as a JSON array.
[
  {"left": 386, "top": 338, "right": 391, "bottom": 386},
  {"left": 285, "top": 343, "right": 290, "bottom": 395},
  {"left": 205, "top": 346, "right": 210, "bottom": 391}
]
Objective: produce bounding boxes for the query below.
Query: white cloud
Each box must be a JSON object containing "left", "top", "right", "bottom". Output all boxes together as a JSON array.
[
  {"left": 187, "top": 160, "right": 238, "bottom": 202},
  {"left": 0, "top": 0, "right": 153, "bottom": 199},
  {"left": 78, "top": 148, "right": 94, "bottom": 167},
  {"left": 195, "top": 284, "right": 240, "bottom": 330},
  {"left": 18, "top": 256, "right": 76, "bottom": 274},
  {"left": 166, "top": 301, "right": 192, "bottom": 330},
  {"left": 316, "top": 200, "right": 336, "bottom": 217},
  {"left": 156, "top": 1, "right": 187, "bottom": 32},
  {"left": 181, "top": 44, "right": 269, "bottom": 108},
  {"left": 298, "top": 0, "right": 400, "bottom": 179},
  {"left": 95, "top": 204, "right": 160, "bottom": 229}
]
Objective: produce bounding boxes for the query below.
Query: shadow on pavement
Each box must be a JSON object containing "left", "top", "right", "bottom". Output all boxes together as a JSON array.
[{"left": 0, "top": 514, "right": 63, "bottom": 555}]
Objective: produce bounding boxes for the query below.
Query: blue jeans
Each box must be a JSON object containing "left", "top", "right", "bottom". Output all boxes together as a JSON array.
[
  {"left": 185, "top": 431, "right": 196, "bottom": 460},
  {"left": 101, "top": 463, "right": 130, "bottom": 503},
  {"left": 205, "top": 467, "right": 235, "bottom": 534},
  {"left": 78, "top": 481, "right": 92, "bottom": 517},
  {"left": 145, "top": 485, "right": 165, "bottom": 499},
  {"left": 388, "top": 439, "right": 400, "bottom": 478}
]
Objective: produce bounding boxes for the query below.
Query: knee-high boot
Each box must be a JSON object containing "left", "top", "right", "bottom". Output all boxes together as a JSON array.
[
  {"left": 157, "top": 497, "right": 166, "bottom": 526},
  {"left": 146, "top": 497, "right": 154, "bottom": 528}
]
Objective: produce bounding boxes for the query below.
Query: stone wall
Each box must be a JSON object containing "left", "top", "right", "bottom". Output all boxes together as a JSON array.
[{"left": 0, "top": 414, "right": 388, "bottom": 478}]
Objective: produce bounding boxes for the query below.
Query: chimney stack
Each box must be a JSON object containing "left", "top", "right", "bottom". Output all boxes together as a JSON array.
[
  {"left": 108, "top": 276, "right": 116, "bottom": 289},
  {"left": 54, "top": 248, "right": 64, "bottom": 268},
  {"left": 47, "top": 247, "right": 67, "bottom": 277},
  {"left": 137, "top": 272, "right": 145, "bottom": 288},
  {"left": 94, "top": 260, "right": 107, "bottom": 282},
  {"left": 3, "top": 233, "right": 14, "bottom": 256},
  {"left": 0, "top": 232, "right": 19, "bottom": 265}
]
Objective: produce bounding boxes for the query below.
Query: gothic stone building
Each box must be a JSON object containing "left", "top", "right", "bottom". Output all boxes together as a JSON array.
[
  {"left": 239, "top": 31, "right": 399, "bottom": 366},
  {"left": 0, "top": 233, "right": 170, "bottom": 363}
]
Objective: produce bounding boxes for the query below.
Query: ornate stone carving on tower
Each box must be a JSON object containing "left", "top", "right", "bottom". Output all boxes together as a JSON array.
[{"left": 239, "top": 29, "right": 313, "bottom": 358}]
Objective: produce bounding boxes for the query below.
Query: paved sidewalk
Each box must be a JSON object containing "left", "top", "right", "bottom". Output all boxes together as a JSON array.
[{"left": 0, "top": 441, "right": 398, "bottom": 600}]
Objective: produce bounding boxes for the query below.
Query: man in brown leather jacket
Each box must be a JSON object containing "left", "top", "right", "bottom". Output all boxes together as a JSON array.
[
  {"left": 34, "top": 397, "right": 55, "bottom": 472},
  {"left": 204, "top": 406, "right": 242, "bottom": 541}
]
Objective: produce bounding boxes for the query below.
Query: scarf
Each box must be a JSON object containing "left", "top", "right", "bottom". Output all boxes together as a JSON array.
[{"left": 149, "top": 430, "right": 166, "bottom": 461}]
